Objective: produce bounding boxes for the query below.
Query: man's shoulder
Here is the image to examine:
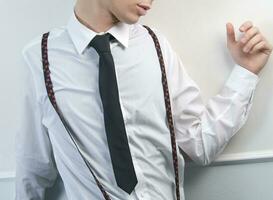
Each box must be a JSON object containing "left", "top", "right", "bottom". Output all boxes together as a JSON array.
[
  {"left": 132, "top": 22, "right": 173, "bottom": 55},
  {"left": 130, "top": 22, "right": 166, "bottom": 40},
  {"left": 22, "top": 26, "right": 66, "bottom": 59}
]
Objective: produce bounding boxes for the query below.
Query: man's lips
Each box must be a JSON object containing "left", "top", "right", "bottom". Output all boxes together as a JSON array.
[
  {"left": 137, "top": 3, "right": 151, "bottom": 10},
  {"left": 136, "top": 3, "right": 151, "bottom": 16}
]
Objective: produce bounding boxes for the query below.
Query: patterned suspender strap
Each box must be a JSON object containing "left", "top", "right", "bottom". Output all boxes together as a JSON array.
[
  {"left": 41, "top": 32, "right": 111, "bottom": 200},
  {"left": 143, "top": 25, "right": 181, "bottom": 200}
]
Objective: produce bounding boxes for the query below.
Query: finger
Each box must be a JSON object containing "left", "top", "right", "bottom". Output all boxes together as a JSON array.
[
  {"left": 239, "top": 21, "right": 253, "bottom": 32},
  {"left": 250, "top": 40, "right": 273, "bottom": 55},
  {"left": 240, "top": 26, "right": 259, "bottom": 44},
  {"left": 226, "top": 22, "right": 236, "bottom": 45},
  {"left": 243, "top": 34, "right": 263, "bottom": 53},
  {"left": 249, "top": 41, "right": 266, "bottom": 54}
]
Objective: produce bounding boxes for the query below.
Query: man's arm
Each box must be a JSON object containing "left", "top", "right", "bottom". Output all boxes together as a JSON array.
[
  {"left": 171, "top": 58, "right": 259, "bottom": 166},
  {"left": 15, "top": 48, "right": 58, "bottom": 199},
  {"left": 153, "top": 21, "right": 271, "bottom": 166}
]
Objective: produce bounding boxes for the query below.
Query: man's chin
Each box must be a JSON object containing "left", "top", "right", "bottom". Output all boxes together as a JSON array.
[{"left": 124, "top": 17, "right": 141, "bottom": 25}]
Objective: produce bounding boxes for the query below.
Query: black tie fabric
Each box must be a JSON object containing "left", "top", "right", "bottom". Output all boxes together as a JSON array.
[{"left": 89, "top": 33, "right": 138, "bottom": 194}]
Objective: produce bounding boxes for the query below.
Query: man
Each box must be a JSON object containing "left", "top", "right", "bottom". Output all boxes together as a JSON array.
[{"left": 15, "top": 0, "right": 272, "bottom": 199}]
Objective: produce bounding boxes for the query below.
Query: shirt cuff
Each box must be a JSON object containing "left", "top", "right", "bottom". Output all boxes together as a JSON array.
[{"left": 225, "top": 64, "right": 260, "bottom": 94}]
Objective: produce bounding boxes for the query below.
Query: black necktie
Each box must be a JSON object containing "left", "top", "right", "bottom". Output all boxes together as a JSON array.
[{"left": 89, "top": 33, "right": 138, "bottom": 194}]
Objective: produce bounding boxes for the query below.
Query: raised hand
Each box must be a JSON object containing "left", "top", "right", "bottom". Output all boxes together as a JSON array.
[{"left": 226, "top": 21, "right": 272, "bottom": 75}]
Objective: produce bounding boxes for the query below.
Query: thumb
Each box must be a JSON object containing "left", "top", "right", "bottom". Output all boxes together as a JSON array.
[{"left": 226, "top": 22, "right": 236, "bottom": 45}]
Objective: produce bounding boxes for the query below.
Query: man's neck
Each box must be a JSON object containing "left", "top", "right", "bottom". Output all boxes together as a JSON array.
[{"left": 74, "top": 0, "right": 120, "bottom": 33}]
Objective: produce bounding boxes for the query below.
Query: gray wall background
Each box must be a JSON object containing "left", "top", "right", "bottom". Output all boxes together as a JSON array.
[{"left": 1, "top": 0, "right": 273, "bottom": 199}]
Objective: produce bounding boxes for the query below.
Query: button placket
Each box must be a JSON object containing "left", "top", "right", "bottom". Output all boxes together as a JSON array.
[
  {"left": 130, "top": 148, "right": 148, "bottom": 200},
  {"left": 119, "top": 97, "right": 128, "bottom": 124},
  {"left": 111, "top": 57, "right": 128, "bottom": 125}
]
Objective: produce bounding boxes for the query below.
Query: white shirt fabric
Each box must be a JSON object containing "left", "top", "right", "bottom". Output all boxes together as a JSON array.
[{"left": 15, "top": 9, "right": 260, "bottom": 200}]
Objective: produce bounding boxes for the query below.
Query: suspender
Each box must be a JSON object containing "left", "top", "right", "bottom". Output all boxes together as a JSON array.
[
  {"left": 41, "top": 32, "right": 111, "bottom": 200},
  {"left": 143, "top": 25, "right": 180, "bottom": 200},
  {"left": 41, "top": 25, "right": 180, "bottom": 200}
]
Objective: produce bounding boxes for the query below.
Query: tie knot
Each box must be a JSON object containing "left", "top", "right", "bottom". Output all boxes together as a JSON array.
[{"left": 89, "top": 33, "right": 111, "bottom": 54}]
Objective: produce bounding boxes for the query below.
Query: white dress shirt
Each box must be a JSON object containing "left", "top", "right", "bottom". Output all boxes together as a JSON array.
[{"left": 15, "top": 9, "right": 260, "bottom": 200}]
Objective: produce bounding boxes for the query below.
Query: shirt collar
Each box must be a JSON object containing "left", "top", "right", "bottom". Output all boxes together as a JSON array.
[{"left": 66, "top": 9, "right": 130, "bottom": 55}]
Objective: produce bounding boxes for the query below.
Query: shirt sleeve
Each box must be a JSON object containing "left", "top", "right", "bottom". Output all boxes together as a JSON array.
[
  {"left": 15, "top": 48, "right": 58, "bottom": 199},
  {"left": 154, "top": 28, "right": 260, "bottom": 166}
]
